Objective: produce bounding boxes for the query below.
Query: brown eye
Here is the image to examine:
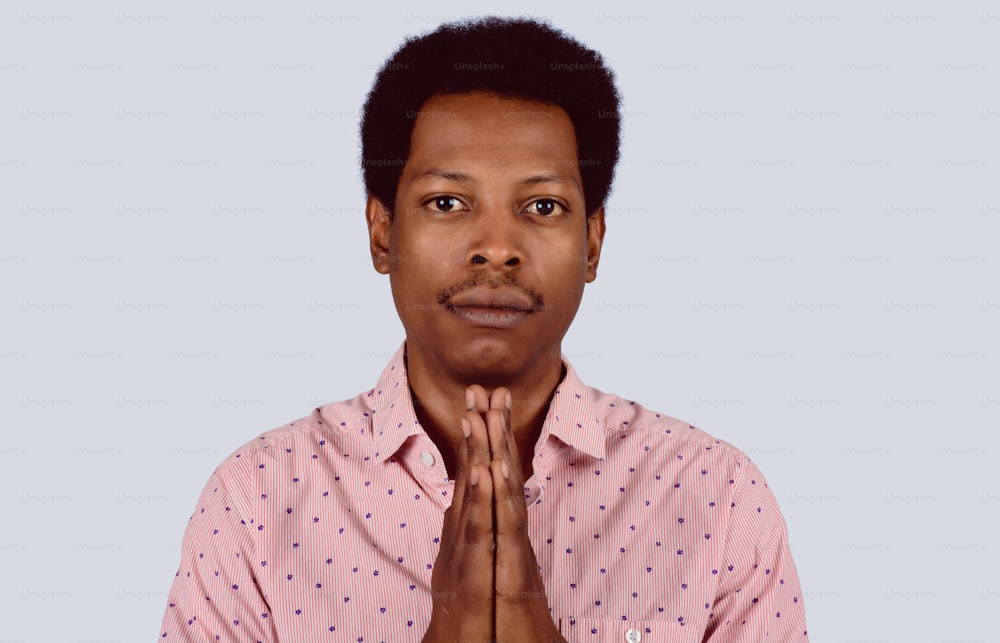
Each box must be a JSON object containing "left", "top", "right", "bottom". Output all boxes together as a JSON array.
[
  {"left": 433, "top": 197, "right": 458, "bottom": 212},
  {"left": 528, "top": 199, "right": 563, "bottom": 216}
]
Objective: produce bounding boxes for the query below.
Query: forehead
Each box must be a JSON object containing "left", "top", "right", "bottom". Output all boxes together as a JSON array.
[{"left": 405, "top": 92, "right": 579, "bottom": 168}]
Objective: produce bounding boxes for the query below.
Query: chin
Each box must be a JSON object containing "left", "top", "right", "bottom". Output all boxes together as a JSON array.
[{"left": 449, "top": 344, "right": 514, "bottom": 375}]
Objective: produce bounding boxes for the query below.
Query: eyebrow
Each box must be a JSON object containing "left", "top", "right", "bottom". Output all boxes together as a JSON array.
[
  {"left": 415, "top": 169, "right": 474, "bottom": 182},
  {"left": 520, "top": 173, "right": 572, "bottom": 187},
  {"left": 413, "top": 168, "right": 579, "bottom": 190}
]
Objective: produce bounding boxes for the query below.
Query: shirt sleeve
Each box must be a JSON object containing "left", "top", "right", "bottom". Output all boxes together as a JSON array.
[
  {"left": 159, "top": 468, "right": 278, "bottom": 642},
  {"left": 703, "top": 458, "right": 809, "bottom": 642}
]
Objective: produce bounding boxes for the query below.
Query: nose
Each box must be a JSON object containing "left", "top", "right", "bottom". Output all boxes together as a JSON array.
[{"left": 465, "top": 200, "right": 523, "bottom": 270}]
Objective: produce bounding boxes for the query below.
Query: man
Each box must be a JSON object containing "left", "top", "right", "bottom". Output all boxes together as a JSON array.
[{"left": 160, "top": 16, "right": 809, "bottom": 642}]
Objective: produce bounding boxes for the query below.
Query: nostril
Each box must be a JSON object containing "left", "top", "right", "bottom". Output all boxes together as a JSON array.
[{"left": 472, "top": 255, "right": 488, "bottom": 264}]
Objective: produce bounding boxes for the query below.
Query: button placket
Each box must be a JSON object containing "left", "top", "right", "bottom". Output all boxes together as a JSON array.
[{"left": 406, "top": 438, "right": 454, "bottom": 510}]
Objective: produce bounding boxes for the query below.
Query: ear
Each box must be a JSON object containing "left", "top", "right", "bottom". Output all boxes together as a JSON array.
[
  {"left": 585, "top": 205, "right": 606, "bottom": 283},
  {"left": 365, "top": 195, "right": 393, "bottom": 275}
]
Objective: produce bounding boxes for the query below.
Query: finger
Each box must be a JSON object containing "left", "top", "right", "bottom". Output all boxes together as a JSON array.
[
  {"left": 441, "top": 456, "right": 495, "bottom": 624},
  {"left": 487, "top": 400, "right": 529, "bottom": 543},
  {"left": 487, "top": 386, "right": 510, "bottom": 457},
  {"left": 490, "top": 458, "right": 533, "bottom": 596},
  {"left": 454, "top": 414, "right": 495, "bottom": 559},
  {"left": 463, "top": 407, "right": 491, "bottom": 481},
  {"left": 489, "top": 386, "right": 509, "bottom": 417},
  {"left": 486, "top": 389, "right": 526, "bottom": 489},
  {"left": 485, "top": 406, "right": 526, "bottom": 499},
  {"left": 459, "top": 461, "right": 495, "bottom": 583},
  {"left": 446, "top": 416, "right": 472, "bottom": 519},
  {"left": 490, "top": 387, "right": 525, "bottom": 478},
  {"left": 491, "top": 457, "right": 527, "bottom": 537},
  {"left": 503, "top": 417, "right": 525, "bottom": 486},
  {"left": 487, "top": 387, "right": 506, "bottom": 449},
  {"left": 467, "top": 384, "right": 490, "bottom": 415},
  {"left": 485, "top": 407, "right": 507, "bottom": 461},
  {"left": 434, "top": 434, "right": 495, "bottom": 631}
]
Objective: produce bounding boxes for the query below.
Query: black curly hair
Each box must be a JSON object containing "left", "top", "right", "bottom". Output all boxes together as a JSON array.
[{"left": 360, "top": 16, "right": 622, "bottom": 219}]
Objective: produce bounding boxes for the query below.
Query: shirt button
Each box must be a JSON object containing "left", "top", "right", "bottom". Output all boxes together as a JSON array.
[
  {"left": 419, "top": 451, "right": 434, "bottom": 467},
  {"left": 624, "top": 629, "right": 641, "bottom": 643}
]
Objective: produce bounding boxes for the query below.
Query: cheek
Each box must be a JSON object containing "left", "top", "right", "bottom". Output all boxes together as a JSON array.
[
  {"left": 535, "top": 235, "right": 589, "bottom": 275},
  {"left": 403, "top": 226, "right": 462, "bottom": 262},
  {"left": 391, "top": 228, "right": 452, "bottom": 269},
  {"left": 387, "top": 233, "right": 462, "bottom": 304}
]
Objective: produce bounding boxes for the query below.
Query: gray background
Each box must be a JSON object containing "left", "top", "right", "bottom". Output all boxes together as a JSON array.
[{"left": 2, "top": 1, "right": 998, "bottom": 641}]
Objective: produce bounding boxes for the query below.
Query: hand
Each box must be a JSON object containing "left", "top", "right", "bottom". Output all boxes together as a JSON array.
[
  {"left": 424, "top": 385, "right": 565, "bottom": 643},
  {"left": 471, "top": 385, "right": 565, "bottom": 643},
  {"left": 423, "top": 387, "right": 496, "bottom": 642}
]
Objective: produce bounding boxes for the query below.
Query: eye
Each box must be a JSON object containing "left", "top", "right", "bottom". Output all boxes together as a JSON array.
[
  {"left": 424, "top": 196, "right": 466, "bottom": 213},
  {"left": 525, "top": 199, "right": 566, "bottom": 217}
]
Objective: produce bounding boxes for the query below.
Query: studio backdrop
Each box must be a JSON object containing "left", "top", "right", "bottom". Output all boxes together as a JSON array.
[{"left": 2, "top": 2, "right": 998, "bottom": 641}]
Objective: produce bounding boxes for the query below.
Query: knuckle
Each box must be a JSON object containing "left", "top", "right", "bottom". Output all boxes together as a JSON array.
[
  {"left": 463, "top": 518, "right": 482, "bottom": 539},
  {"left": 506, "top": 516, "right": 527, "bottom": 535},
  {"left": 496, "top": 589, "right": 544, "bottom": 606}
]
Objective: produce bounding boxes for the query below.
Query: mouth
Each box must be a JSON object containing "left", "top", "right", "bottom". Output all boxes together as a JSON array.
[
  {"left": 447, "top": 304, "right": 532, "bottom": 328},
  {"left": 444, "top": 285, "right": 540, "bottom": 328}
]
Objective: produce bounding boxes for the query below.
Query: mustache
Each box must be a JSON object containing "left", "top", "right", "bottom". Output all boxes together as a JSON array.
[{"left": 436, "top": 276, "right": 546, "bottom": 310}]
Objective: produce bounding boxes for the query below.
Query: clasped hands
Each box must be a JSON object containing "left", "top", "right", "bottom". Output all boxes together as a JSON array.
[{"left": 423, "top": 385, "right": 566, "bottom": 643}]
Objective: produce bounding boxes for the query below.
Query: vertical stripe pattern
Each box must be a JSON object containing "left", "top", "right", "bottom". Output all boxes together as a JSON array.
[{"left": 160, "top": 341, "right": 808, "bottom": 641}]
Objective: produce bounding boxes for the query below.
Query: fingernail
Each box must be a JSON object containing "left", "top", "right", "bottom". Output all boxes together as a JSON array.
[
  {"left": 461, "top": 417, "right": 471, "bottom": 438},
  {"left": 470, "top": 466, "right": 479, "bottom": 486},
  {"left": 505, "top": 391, "right": 512, "bottom": 413},
  {"left": 501, "top": 460, "right": 510, "bottom": 479},
  {"left": 466, "top": 388, "right": 474, "bottom": 411}
]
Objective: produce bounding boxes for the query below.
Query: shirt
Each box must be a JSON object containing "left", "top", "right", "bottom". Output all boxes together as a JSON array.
[{"left": 159, "top": 341, "right": 809, "bottom": 642}]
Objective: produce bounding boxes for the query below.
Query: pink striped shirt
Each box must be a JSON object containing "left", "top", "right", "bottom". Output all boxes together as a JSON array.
[{"left": 160, "top": 342, "right": 809, "bottom": 641}]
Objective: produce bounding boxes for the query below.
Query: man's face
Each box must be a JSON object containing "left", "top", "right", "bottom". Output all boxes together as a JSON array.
[{"left": 366, "top": 91, "right": 605, "bottom": 385}]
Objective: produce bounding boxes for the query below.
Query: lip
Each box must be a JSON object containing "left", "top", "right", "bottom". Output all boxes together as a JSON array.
[
  {"left": 448, "top": 287, "right": 535, "bottom": 311},
  {"left": 448, "top": 305, "right": 531, "bottom": 328},
  {"left": 447, "top": 287, "right": 536, "bottom": 328}
]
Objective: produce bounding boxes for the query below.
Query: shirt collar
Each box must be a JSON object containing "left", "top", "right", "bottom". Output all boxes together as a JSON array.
[
  {"left": 368, "top": 342, "right": 423, "bottom": 464},
  {"left": 370, "top": 341, "right": 606, "bottom": 463},
  {"left": 541, "top": 357, "right": 607, "bottom": 461}
]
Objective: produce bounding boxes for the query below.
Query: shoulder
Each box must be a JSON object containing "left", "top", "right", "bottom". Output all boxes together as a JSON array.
[
  {"left": 589, "top": 384, "right": 763, "bottom": 480},
  {"left": 589, "top": 392, "right": 788, "bottom": 527},
  {"left": 207, "top": 388, "right": 377, "bottom": 483}
]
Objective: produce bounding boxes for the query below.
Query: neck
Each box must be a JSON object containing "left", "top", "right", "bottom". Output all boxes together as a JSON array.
[{"left": 404, "top": 340, "right": 565, "bottom": 481}]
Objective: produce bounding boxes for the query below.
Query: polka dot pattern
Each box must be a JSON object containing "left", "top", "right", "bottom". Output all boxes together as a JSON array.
[{"left": 160, "top": 342, "right": 808, "bottom": 641}]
